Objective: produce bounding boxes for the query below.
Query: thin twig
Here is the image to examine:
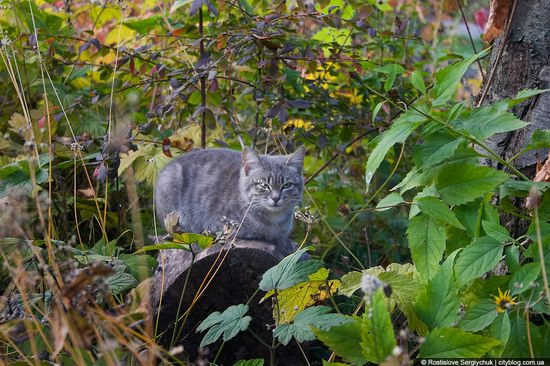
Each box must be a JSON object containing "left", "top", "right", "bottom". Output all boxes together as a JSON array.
[
  {"left": 199, "top": 7, "right": 207, "bottom": 148},
  {"left": 305, "top": 128, "right": 374, "bottom": 185},
  {"left": 457, "top": 0, "right": 485, "bottom": 78}
]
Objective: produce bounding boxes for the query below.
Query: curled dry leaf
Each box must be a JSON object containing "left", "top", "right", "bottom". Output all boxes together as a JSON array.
[
  {"left": 442, "top": 0, "right": 458, "bottom": 13},
  {"left": 61, "top": 262, "right": 115, "bottom": 300},
  {"left": 526, "top": 152, "right": 550, "bottom": 211},
  {"left": 77, "top": 187, "right": 96, "bottom": 198},
  {"left": 163, "top": 211, "right": 180, "bottom": 235},
  {"left": 171, "top": 136, "right": 194, "bottom": 152},
  {"left": 482, "top": 0, "right": 513, "bottom": 42},
  {"left": 162, "top": 138, "right": 173, "bottom": 158},
  {"left": 50, "top": 301, "right": 69, "bottom": 358}
]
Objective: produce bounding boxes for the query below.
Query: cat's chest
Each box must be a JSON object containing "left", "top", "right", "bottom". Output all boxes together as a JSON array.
[{"left": 241, "top": 211, "right": 292, "bottom": 240}]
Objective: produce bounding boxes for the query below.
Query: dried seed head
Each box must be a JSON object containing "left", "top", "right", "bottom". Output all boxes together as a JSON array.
[{"left": 360, "top": 273, "right": 384, "bottom": 296}]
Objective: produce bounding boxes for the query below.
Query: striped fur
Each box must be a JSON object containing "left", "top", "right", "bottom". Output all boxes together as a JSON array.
[{"left": 155, "top": 147, "right": 305, "bottom": 252}]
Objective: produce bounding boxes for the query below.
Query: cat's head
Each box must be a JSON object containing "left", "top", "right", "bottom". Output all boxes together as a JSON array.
[{"left": 240, "top": 146, "right": 305, "bottom": 213}]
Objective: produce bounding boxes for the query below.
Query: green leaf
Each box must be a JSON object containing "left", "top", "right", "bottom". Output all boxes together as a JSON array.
[
  {"left": 392, "top": 167, "right": 425, "bottom": 194},
  {"left": 452, "top": 106, "right": 528, "bottom": 140},
  {"left": 372, "top": 101, "right": 385, "bottom": 123},
  {"left": 489, "top": 312, "right": 510, "bottom": 357},
  {"left": 105, "top": 271, "right": 138, "bottom": 295},
  {"left": 0, "top": 156, "right": 50, "bottom": 199},
  {"left": 415, "top": 251, "right": 460, "bottom": 329},
  {"left": 322, "top": 362, "right": 348, "bottom": 366},
  {"left": 170, "top": 0, "right": 194, "bottom": 13},
  {"left": 505, "top": 245, "right": 521, "bottom": 273},
  {"left": 509, "top": 262, "right": 541, "bottom": 295},
  {"left": 526, "top": 130, "right": 550, "bottom": 151},
  {"left": 416, "top": 196, "right": 465, "bottom": 230},
  {"left": 340, "top": 265, "right": 427, "bottom": 334},
  {"left": 19, "top": 1, "right": 63, "bottom": 33},
  {"left": 454, "top": 236, "right": 504, "bottom": 288},
  {"left": 410, "top": 71, "right": 426, "bottom": 95},
  {"left": 123, "top": 15, "right": 163, "bottom": 34},
  {"left": 274, "top": 306, "right": 350, "bottom": 345},
  {"left": 376, "top": 63, "right": 405, "bottom": 91},
  {"left": 119, "top": 253, "right": 157, "bottom": 281},
  {"left": 436, "top": 164, "right": 509, "bottom": 206},
  {"left": 384, "top": 73, "right": 396, "bottom": 92},
  {"left": 91, "top": 237, "right": 119, "bottom": 256},
  {"left": 204, "top": 108, "right": 217, "bottom": 129},
  {"left": 501, "top": 180, "right": 550, "bottom": 195},
  {"left": 196, "top": 304, "right": 252, "bottom": 347},
  {"left": 378, "top": 263, "right": 428, "bottom": 335},
  {"left": 458, "top": 299, "right": 498, "bottom": 332},
  {"left": 502, "top": 316, "right": 540, "bottom": 357},
  {"left": 365, "top": 111, "right": 427, "bottom": 190},
  {"left": 259, "top": 249, "right": 318, "bottom": 291},
  {"left": 482, "top": 220, "right": 512, "bottom": 242},
  {"left": 339, "top": 271, "right": 364, "bottom": 297},
  {"left": 360, "top": 290, "right": 396, "bottom": 364},
  {"left": 233, "top": 359, "right": 264, "bottom": 366},
  {"left": 413, "top": 136, "right": 462, "bottom": 168},
  {"left": 407, "top": 215, "right": 446, "bottom": 282},
  {"left": 508, "top": 88, "right": 550, "bottom": 108},
  {"left": 314, "top": 317, "right": 367, "bottom": 365},
  {"left": 0, "top": 238, "right": 38, "bottom": 261},
  {"left": 432, "top": 49, "right": 489, "bottom": 106},
  {"left": 376, "top": 63, "right": 405, "bottom": 74},
  {"left": 375, "top": 192, "right": 405, "bottom": 211},
  {"left": 172, "top": 232, "right": 214, "bottom": 249},
  {"left": 134, "top": 243, "right": 192, "bottom": 253},
  {"left": 419, "top": 327, "right": 500, "bottom": 358}
]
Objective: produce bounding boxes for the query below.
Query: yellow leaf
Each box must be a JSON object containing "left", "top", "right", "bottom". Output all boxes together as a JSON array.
[
  {"left": 270, "top": 268, "right": 340, "bottom": 324},
  {"left": 118, "top": 145, "right": 171, "bottom": 185},
  {"left": 105, "top": 25, "right": 137, "bottom": 45}
]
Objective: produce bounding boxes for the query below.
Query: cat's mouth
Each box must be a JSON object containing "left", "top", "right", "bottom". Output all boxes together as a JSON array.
[{"left": 266, "top": 201, "right": 285, "bottom": 210}]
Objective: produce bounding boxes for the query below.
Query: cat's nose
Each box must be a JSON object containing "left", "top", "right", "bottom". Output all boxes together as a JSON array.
[{"left": 270, "top": 191, "right": 281, "bottom": 203}]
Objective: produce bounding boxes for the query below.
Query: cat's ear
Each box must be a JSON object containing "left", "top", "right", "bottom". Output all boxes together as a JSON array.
[
  {"left": 285, "top": 145, "right": 306, "bottom": 170},
  {"left": 242, "top": 147, "right": 262, "bottom": 175}
]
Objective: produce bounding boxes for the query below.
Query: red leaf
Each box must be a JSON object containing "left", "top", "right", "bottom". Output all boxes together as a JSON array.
[
  {"left": 162, "top": 138, "right": 173, "bottom": 157},
  {"left": 172, "top": 28, "right": 184, "bottom": 36},
  {"left": 209, "top": 78, "right": 219, "bottom": 92},
  {"left": 130, "top": 58, "right": 135, "bottom": 75},
  {"left": 475, "top": 8, "right": 489, "bottom": 30},
  {"left": 38, "top": 116, "right": 46, "bottom": 129}
]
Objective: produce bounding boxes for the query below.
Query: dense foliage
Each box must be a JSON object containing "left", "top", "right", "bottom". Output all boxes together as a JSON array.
[{"left": 1, "top": 0, "right": 549, "bottom": 364}]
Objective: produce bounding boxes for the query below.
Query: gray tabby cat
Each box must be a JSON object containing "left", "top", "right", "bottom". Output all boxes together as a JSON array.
[{"left": 155, "top": 146, "right": 305, "bottom": 254}]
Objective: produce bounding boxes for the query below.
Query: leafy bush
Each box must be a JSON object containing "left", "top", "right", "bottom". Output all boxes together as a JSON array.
[{"left": 1, "top": 0, "right": 549, "bottom": 364}]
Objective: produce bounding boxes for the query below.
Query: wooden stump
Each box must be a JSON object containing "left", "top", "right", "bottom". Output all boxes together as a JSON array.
[{"left": 150, "top": 239, "right": 305, "bottom": 365}]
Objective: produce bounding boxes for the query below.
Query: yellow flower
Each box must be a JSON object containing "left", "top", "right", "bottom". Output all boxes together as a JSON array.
[{"left": 493, "top": 288, "right": 517, "bottom": 313}]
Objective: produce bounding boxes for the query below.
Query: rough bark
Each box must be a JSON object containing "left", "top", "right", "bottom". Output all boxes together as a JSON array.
[
  {"left": 479, "top": 1, "right": 550, "bottom": 236},
  {"left": 482, "top": 0, "right": 550, "bottom": 171},
  {"left": 150, "top": 239, "right": 305, "bottom": 365}
]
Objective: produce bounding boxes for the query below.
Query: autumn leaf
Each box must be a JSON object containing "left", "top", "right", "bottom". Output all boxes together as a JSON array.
[{"left": 483, "top": 0, "right": 512, "bottom": 42}]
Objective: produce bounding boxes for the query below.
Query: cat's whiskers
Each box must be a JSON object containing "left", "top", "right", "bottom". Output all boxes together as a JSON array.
[{"left": 155, "top": 146, "right": 305, "bottom": 249}]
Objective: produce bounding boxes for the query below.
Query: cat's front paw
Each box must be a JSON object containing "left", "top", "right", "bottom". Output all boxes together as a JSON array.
[{"left": 275, "top": 237, "right": 299, "bottom": 256}]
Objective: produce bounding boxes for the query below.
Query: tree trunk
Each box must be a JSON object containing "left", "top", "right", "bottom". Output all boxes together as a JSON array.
[
  {"left": 479, "top": 1, "right": 550, "bottom": 236},
  {"left": 482, "top": 0, "right": 550, "bottom": 171},
  {"left": 150, "top": 239, "right": 305, "bottom": 365}
]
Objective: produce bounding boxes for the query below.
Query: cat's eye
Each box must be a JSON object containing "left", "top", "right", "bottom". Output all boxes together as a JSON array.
[
  {"left": 254, "top": 181, "right": 270, "bottom": 191},
  {"left": 282, "top": 182, "right": 293, "bottom": 189}
]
